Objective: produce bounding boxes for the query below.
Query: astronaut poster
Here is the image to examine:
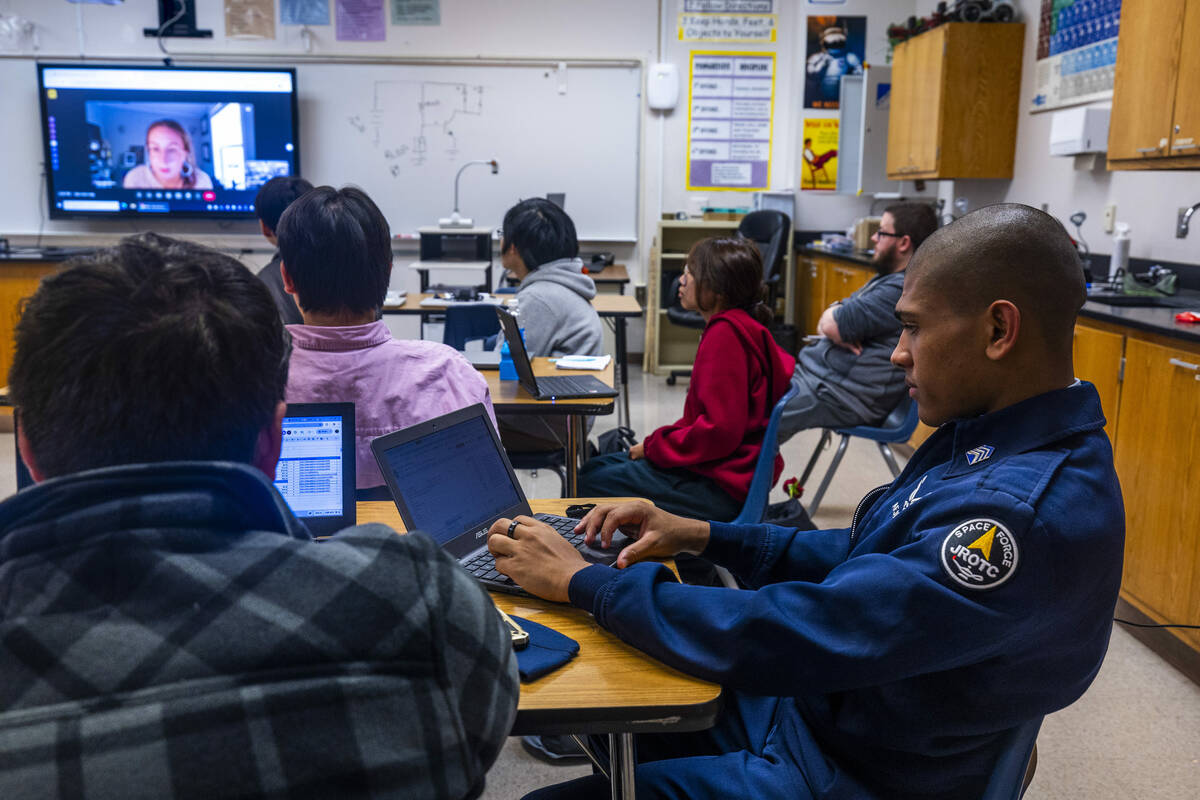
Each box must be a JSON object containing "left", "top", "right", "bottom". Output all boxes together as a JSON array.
[
  {"left": 804, "top": 15, "right": 866, "bottom": 109},
  {"left": 801, "top": 118, "right": 838, "bottom": 191}
]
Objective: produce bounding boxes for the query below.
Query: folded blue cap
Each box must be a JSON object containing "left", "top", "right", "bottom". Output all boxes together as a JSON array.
[{"left": 510, "top": 614, "right": 580, "bottom": 682}]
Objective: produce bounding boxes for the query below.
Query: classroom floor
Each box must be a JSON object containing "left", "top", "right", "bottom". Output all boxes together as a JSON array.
[{"left": 479, "top": 363, "right": 1200, "bottom": 800}]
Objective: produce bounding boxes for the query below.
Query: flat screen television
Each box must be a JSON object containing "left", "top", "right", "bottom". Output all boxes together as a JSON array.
[{"left": 37, "top": 63, "right": 300, "bottom": 220}]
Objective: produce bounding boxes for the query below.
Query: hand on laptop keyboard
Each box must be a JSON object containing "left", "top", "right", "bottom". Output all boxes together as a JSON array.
[{"left": 486, "top": 514, "right": 597, "bottom": 602}]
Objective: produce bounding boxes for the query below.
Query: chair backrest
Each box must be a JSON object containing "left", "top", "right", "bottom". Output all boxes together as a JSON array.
[
  {"left": 980, "top": 716, "right": 1043, "bottom": 800},
  {"left": 443, "top": 304, "right": 501, "bottom": 351},
  {"left": 836, "top": 394, "right": 920, "bottom": 443},
  {"left": 737, "top": 210, "right": 792, "bottom": 284},
  {"left": 732, "top": 383, "right": 800, "bottom": 525}
]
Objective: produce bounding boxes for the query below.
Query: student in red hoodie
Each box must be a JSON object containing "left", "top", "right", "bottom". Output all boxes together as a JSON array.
[{"left": 579, "top": 237, "right": 795, "bottom": 523}]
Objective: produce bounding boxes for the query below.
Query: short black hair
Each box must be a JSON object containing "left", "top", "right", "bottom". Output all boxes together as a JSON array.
[
  {"left": 275, "top": 185, "right": 392, "bottom": 315},
  {"left": 9, "top": 233, "right": 290, "bottom": 479},
  {"left": 908, "top": 203, "right": 1086, "bottom": 345},
  {"left": 501, "top": 198, "right": 578, "bottom": 272},
  {"left": 884, "top": 202, "right": 940, "bottom": 251},
  {"left": 255, "top": 175, "right": 315, "bottom": 234}
]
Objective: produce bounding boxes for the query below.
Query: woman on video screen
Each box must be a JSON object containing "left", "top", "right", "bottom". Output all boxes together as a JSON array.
[{"left": 122, "top": 119, "right": 214, "bottom": 191}]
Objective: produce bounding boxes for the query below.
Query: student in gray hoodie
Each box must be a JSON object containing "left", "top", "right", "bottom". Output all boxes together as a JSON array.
[{"left": 497, "top": 198, "right": 604, "bottom": 450}]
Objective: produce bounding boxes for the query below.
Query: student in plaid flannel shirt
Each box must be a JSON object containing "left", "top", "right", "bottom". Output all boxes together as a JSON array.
[{"left": 0, "top": 233, "right": 518, "bottom": 799}]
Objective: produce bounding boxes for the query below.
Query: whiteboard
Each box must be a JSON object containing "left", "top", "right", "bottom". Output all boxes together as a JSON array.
[
  {"left": 0, "top": 59, "right": 643, "bottom": 241},
  {"left": 297, "top": 61, "right": 641, "bottom": 240}
]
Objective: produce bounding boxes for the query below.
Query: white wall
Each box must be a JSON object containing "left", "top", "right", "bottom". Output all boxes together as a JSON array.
[{"left": 943, "top": 0, "right": 1200, "bottom": 264}]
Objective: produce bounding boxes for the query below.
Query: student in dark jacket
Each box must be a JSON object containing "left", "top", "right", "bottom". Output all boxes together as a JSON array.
[
  {"left": 579, "top": 237, "right": 794, "bottom": 523},
  {"left": 490, "top": 205, "right": 1124, "bottom": 800},
  {"left": 253, "top": 174, "right": 313, "bottom": 325}
]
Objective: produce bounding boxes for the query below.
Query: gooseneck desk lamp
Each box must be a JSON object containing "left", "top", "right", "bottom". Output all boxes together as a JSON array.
[{"left": 439, "top": 159, "right": 499, "bottom": 228}]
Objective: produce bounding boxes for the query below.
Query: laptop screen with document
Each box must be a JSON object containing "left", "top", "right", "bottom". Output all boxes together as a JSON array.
[
  {"left": 275, "top": 402, "right": 356, "bottom": 536},
  {"left": 371, "top": 404, "right": 532, "bottom": 559}
]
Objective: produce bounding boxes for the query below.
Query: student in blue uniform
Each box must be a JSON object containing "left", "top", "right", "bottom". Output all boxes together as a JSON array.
[{"left": 488, "top": 204, "right": 1125, "bottom": 800}]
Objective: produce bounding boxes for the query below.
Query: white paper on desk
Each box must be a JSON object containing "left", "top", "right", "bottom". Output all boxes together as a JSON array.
[
  {"left": 555, "top": 355, "right": 612, "bottom": 370},
  {"left": 383, "top": 291, "right": 407, "bottom": 308}
]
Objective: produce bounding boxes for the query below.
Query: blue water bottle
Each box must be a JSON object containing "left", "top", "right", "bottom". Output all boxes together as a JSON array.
[{"left": 499, "top": 340, "right": 517, "bottom": 380}]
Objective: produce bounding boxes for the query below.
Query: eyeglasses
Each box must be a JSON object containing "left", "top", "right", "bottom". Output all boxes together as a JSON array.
[{"left": 874, "top": 230, "right": 902, "bottom": 239}]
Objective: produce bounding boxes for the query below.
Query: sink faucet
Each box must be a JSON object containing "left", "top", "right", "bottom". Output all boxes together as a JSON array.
[{"left": 1178, "top": 201, "right": 1200, "bottom": 238}]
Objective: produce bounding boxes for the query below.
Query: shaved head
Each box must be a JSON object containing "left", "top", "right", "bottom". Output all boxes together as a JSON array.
[{"left": 907, "top": 204, "right": 1085, "bottom": 346}]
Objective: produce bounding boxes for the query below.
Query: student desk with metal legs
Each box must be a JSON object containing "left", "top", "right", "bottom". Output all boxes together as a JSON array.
[
  {"left": 482, "top": 357, "right": 615, "bottom": 496},
  {"left": 356, "top": 498, "right": 723, "bottom": 800},
  {"left": 382, "top": 293, "right": 642, "bottom": 429}
]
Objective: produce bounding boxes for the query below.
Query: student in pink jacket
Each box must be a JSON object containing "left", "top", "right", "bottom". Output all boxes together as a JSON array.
[{"left": 276, "top": 185, "right": 495, "bottom": 493}]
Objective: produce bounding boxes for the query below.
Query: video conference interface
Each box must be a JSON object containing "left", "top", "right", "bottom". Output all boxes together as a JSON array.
[
  {"left": 40, "top": 66, "right": 299, "bottom": 219},
  {"left": 275, "top": 416, "right": 344, "bottom": 519}
]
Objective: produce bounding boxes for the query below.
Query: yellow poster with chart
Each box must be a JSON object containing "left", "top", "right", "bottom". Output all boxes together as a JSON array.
[{"left": 801, "top": 118, "right": 838, "bottom": 191}]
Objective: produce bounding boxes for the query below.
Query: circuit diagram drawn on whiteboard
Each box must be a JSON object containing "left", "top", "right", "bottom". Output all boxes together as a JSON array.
[
  {"left": 299, "top": 62, "right": 642, "bottom": 240},
  {"left": 349, "top": 80, "right": 486, "bottom": 170}
]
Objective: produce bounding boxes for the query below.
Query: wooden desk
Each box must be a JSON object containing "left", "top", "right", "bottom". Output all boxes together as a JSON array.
[
  {"left": 588, "top": 263, "right": 630, "bottom": 292},
  {"left": 357, "top": 498, "right": 723, "bottom": 798},
  {"left": 489, "top": 357, "right": 614, "bottom": 495},
  {"left": 503, "top": 263, "right": 631, "bottom": 293},
  {"left": 384, "top": 293, "right": 642, "bottom": 428}
]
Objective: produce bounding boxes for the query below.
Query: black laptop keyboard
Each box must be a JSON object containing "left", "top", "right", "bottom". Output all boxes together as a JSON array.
[
  {"left": 461, "top": 514, "right": 584, "bottom": 587},
  {"left": 537, "top": 375, "right": 608, "bottom": 396}
]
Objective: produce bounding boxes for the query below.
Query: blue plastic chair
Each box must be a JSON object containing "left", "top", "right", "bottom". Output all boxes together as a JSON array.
[
  {"left": 442, "top": 304, "right": 500, "bottom": 351},
  {"left": 714, "top": 385, "right": 799, "bottom": 588},
  {"left": 801, "top": 396, "right": 920, "bottom": 517},
  {"left": 980, "top": 716, "right": 1042, "bottom": 800},
  {"left": 732, "top": 384, "right": 800, "bottom": 526}
]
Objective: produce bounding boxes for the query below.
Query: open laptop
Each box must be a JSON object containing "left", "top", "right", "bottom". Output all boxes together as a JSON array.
[
  {"left": 495, "top": 306, "right": 619, "bottom": 400},
  {"left": 275, "top": 402, "right": 356, "bottom": 537},
  {"left": 370, "top": 403, "right": 628, "bottom": 595}
]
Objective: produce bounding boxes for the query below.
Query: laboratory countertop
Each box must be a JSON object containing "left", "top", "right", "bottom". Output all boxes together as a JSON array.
[
  {"left": 798, "top": 245, "right": 876, "bottom": 268},
  {"left": 798, "top": 245, "right": 1200, "bottom": 345}
]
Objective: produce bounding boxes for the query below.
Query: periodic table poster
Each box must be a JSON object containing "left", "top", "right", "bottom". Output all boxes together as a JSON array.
[{"left": 1030, "top": 0, "right": 1121, "bottom": 112}]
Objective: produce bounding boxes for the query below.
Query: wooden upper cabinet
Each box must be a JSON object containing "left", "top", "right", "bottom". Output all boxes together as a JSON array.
[
  {"left": 1108, "top": 0, "right": 1186, "bottom": 161},
  {"left": 886, "top": 23, "right": 1024, "bottom": 180},
  {"left": 1170, "top": 0, "right": 1200, "bottom": 156}
]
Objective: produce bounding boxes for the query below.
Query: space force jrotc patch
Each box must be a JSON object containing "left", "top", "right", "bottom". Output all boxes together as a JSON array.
[{"left": 940, "top": 518, "right": 1019, "bottom": 590}]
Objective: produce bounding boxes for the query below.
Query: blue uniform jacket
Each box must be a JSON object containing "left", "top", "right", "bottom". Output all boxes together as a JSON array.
[{"left": 569, "top": 382, "right": 1124, "bottom": 799}]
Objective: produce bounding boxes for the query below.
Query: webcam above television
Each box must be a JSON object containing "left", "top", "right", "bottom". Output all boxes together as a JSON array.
[{"left": 37, "top": 63, "right": 300, "bottom": 220}]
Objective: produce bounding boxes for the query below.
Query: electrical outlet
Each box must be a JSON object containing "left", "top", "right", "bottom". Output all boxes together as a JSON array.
[{"left": 1102, "top": 204, "right": 1116, "bottom": 234}]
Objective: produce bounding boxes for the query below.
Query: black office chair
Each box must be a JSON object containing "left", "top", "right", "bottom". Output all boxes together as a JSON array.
[
  {"left": 665, "top": 210, "right": 792, "bottom": 386},
  {"left": 738, "top": 209, "right": 792, "bottom": 310}
]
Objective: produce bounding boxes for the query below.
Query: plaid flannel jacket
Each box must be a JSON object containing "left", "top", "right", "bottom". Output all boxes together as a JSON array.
[{"left": 0, "top": 462, "right": 518, "bottom": 799}]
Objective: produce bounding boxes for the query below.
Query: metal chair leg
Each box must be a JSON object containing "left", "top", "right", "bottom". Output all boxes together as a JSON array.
[
  {"left": 807, "top": 433, "right": 850, "bottom": 518},
  {"left": 798, "top": 429, "right": 832, "bottom": 488},
  {"left": 877, "top": 442, "right": 902, "bottom": 478}
]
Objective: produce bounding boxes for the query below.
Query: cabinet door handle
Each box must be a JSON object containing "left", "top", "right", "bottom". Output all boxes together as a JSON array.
[
  {"left": 1136, "top": 146, "right": 1161, "bottom": 154},
  {"left": 1168, "top": 357, "right": 1199, "bottom": 371}
]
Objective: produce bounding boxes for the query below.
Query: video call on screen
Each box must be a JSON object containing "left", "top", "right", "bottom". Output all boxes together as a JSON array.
[{"left": 40, "top": 66, "right": 298, "bottom": 219}]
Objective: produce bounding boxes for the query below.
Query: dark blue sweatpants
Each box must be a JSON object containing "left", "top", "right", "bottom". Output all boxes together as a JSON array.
[{"left": 577, "top": 452, "right": 743, "bottom": 523}]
